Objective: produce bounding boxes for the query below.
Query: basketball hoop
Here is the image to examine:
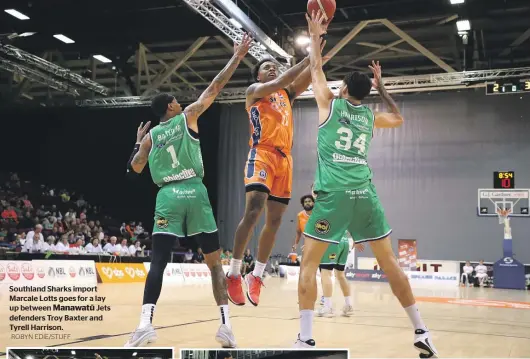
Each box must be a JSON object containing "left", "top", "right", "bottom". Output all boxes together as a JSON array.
[
  {"left": 497, "top": 208, "right": 511, "bottom": 224},
  {"left": 497, "top": 208, "right": 512, "bottom": 239}
]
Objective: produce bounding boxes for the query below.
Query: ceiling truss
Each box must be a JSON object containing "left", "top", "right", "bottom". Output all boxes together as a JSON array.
[{"left": 72, "top": 67, "right": 530, "bottom": 108}]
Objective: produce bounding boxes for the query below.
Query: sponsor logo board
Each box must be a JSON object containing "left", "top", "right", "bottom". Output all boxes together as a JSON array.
[{"left": 96, "top": 263, "right": 147, "bottom": 283}]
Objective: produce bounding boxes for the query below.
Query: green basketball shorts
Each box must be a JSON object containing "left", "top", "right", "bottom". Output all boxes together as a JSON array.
[
  {"left": 153, "top": 178, "right": 217, "bottom": 237},
  {"left": 304, "top": 183, "right": 392, "bottom": 244},
  {"left": 320, "top": 235, "right": 349, "bottom": 267}
]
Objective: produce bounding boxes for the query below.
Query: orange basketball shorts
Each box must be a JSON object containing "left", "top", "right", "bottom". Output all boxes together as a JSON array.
[{"left": 244, "top": 147, "right": 292, "bottom": 202}]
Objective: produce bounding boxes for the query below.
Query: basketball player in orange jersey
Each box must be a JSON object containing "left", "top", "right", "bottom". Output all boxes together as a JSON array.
[{"left": 226, "top": 42, "right": 328, "bottom": 306}]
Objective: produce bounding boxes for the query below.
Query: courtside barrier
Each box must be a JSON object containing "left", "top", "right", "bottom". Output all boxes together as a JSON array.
[
  {"left": 95, "top": 263, "right": 147, "bottom": 284},
  {"left": 0, "top": 260, "right": 97, "bottom": 286}
]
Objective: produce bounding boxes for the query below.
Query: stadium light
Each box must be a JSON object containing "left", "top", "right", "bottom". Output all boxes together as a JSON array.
[
  {"left": 19, "top": 32, "right": 36, "bottom": 37},
  {"left": 456, "top": 19, "right": 471, "bottom": 31},
  {"left": 228, "top": 18, "right": 242, "bottom": 28},
  {"left": 296, "top": 35, "right": 310, "bottom": 46},
  {"left": 93, "top": 54, "right": 112, "bottom": 63},
  {"left": 71, "top": 351, "right": 76, "bottom": 355},
  {"left": 4, "top": 9, "right": 30, "bottom": 20},
  {"left": 54, "top": 34, "right": 75, "bottom": 44},
  {"left": 132, "top": 353, "right": 138, "bottom": 357},
  {"left": 450, "top": 0, "right": 465, "bottom": 4}
]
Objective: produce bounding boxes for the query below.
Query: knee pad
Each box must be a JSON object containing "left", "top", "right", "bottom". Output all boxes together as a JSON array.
[{"left": 195, "top": 231, "right": 220, "bottom": 254}]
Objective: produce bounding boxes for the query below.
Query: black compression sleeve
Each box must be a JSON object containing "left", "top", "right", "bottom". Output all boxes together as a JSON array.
[{"left": 126, "top": 143, "right": 140, "bottom": 175}]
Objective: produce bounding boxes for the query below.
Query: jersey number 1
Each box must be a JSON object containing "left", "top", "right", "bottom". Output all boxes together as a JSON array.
[
  {"left": 166, "top": 145, "right": 180, "bottom": 168},
  {"left": 335, "top": 128, "right": 367, "bottom": 154}
]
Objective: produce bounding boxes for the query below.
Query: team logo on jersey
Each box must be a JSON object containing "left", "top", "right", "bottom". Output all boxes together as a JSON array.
[
  {"left": 315, "top": 219, "right": 330, "bottom": 235},
  {"left": 259, "top": 170, "right": 267, "bottom": 179},
  {"left": 157, "top": 142, "right": 166, "bottom": 148},
  {"left": 156, "top": 217, "right": 169, "bottom": 229},
  {"left": 329, "top": 253, "right": 337, "bottom": 260},
  {"left": 338, "top": 117, "right": 351, "bottom": 125}
]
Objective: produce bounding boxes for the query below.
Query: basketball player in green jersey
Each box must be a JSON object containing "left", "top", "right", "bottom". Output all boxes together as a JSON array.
[
  {"left": 124, "top": 34, "right": 252, "bottom": 348},
  {"left": 295, "top": 12, "right": 438, "bottom": 358}
]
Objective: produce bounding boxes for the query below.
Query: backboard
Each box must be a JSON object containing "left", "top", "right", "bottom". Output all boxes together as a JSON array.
[{"left": 477, "top": 189, "right": 530, "bottom": 217}]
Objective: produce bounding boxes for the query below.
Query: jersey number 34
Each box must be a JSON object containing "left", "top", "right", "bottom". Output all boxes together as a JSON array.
[{"left": 335, "top": 128, "right": 367, "bottom": 154}]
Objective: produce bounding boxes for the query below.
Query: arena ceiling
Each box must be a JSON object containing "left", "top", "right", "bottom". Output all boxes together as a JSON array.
[{"left": 0, "top": 0, "right": 529, "bottom": 104}]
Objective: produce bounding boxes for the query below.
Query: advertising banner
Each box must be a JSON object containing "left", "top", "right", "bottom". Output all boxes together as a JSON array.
[
  {"left": 95, "top": 263, "right": 147, "bottom": 283},
  {"left": 0, "top": 260, "right": 97, "bottom": 286},
  {"left": 398, "top": 239, "right": 417, "bottom": 271},
  {"left": 33, "top": 260, "right": 97, "bottom": 286},
  {"left": 0, "top": 261, "right": 35, "bottom": 285},
  {"left": 358, "top": 257, "right": 459, "bottom": 273},
  {"left": 180, "top": 263, "right": 211, "bottom": 283},
  {"left": 345, "top": 269, "right": 388, "bottom": 282},
  {"left": 144, "top": 263, "right": 185, "bottom": 284},
  {"left": 406, "top": 271, "right": 459, "bottom": 287}
]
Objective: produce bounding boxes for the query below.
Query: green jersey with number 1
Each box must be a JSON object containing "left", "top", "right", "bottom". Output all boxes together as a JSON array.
[
  {"left": 313, "top": 98, "right": 375, "bottom": 192},
  {"left": 148, "top": 113, "right": 204, "bottom": 187}
]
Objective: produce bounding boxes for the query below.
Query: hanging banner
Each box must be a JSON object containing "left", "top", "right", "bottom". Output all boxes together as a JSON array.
[{"left": 398, "top": 239, "right": 418, "bottom": 271}]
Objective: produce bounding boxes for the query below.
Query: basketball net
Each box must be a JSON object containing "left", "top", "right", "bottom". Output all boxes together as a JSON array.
[{"left": 497, "top": 208, "right": 512, "bottom": 239}]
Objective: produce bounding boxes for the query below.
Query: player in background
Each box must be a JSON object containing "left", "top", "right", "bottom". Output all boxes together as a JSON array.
[
  {"left": 318, "top": 230, "right": 364, "bottom": 317},
  {"left": 124, "top": 34, "right": 252, "bottom": 348},
  {"left": 292, "top": 194, "right": 316, "bottom": 252},
  {"left": 226, "top": 39, "right": 329, "bottom": 307},
  {"left": 295, "top": 12, "right": 438, "bottom": 358}
]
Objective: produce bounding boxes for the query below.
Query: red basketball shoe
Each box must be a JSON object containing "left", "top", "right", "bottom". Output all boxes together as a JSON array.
[
  {"left": 226, "top": 273, "right": 245, "bottom": 306},
  {"left": 245, "top": 273, "right": 264, "bottom": 306}
]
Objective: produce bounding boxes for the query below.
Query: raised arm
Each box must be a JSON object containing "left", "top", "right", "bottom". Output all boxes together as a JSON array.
[
  {"left": 370, "top": 61, "right": 404, "bottom": 128},
  {"left": 127, "top": 121, "right": 152, "bottom": 175},
  {"left": 306, "top": 11, "right": 334, "bottom": 125},
  {"left": 185, "top": 34, "right": 252, "bottom": 132},
  {"left": 286, "top": 41, "right": 330, "bottom": 101},
  {"left": 247, "top": 57, "right": 310, "bottom": 102}
]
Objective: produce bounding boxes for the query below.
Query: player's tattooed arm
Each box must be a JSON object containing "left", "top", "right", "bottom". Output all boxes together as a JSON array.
[
  {"left": 127, "top": 121, "right": 151, "bottom": 174},
  {"left": 370, "top": 61, "right": 404, "bottom": 128},
  {"left": 185, "top": 33, "right": 253, "bottom": 132},
  {"left": 131, "top": 134, "right": 152, "bottom": 173},
  {"left": 306, "top": 11, "right": 334, "bottom": 125}
]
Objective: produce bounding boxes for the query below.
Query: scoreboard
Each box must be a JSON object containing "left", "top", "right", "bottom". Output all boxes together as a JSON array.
[
  {"left": 486, "top": 80, "right": 530, "bottom": 95},
  {"left": 494, "top": 171, "right": 515, "bottom": 189}
]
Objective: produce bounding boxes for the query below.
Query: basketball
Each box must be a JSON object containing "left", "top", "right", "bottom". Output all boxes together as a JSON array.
[{"left": 307, "top": 0, "right": 336, "bottom": 24}]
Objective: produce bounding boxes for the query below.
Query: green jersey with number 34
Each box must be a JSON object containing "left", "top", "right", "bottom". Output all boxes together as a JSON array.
[
  {"left": 148, "top": 114, "right": 204, "bottom": 187},
  {"left": 313, "top": 98, "right": 374, "bottom": 192}
]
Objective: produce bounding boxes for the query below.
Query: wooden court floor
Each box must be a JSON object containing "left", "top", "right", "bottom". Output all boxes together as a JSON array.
[{"left": 2, "top": 278, "right": 530, "bottom": 357}]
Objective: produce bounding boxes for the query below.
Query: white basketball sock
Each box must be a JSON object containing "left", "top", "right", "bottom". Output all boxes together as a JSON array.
[
  {"left": 345, "top": 296, "right": 352, "bottom": 306},
  {"left": 228, "top": 258, "right": 242, "bottom": 277},
  {"left": 220, "top": 305, "right": 231, "bottom": 328},
  {"left": 404, "top": 303, "right": 427, "bottom": 331},
  {"left": 252, "top": 261, "right": 267, "bottom": 278},
  {"left": 139, "top": 304, "right": 155, "bottom": 329},
  {"left": 299, "top": 309, "right": 314, "bottom": 341},
  {"left": 323, "top": 297, "right": 332, "bottom": 308}
]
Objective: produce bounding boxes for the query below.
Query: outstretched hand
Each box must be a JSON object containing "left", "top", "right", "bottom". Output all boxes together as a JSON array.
[
  {"left": 369, "top": 60, "right": 382, "bottom": 89},
  {"left": 305, "top": 10, "right": 328, "bottom": 37},
  {"left": 136, "top": 121, "right": 151, "bottom": 144},
  {"left": 234, "top": 33, "right": 253, "bottom": 60}
]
